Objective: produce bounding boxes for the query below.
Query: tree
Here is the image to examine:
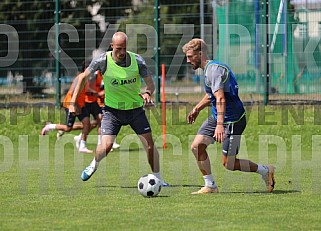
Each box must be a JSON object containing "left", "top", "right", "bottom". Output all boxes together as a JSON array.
[
  {"left": 0, "top": 0, "right": 132, "bottom": 94},
  {"left": 118, "top": 0, "right": 205, "bottom": 79},
  {"left": 0, "top": 1, "right": 62, "bottom": 93}
]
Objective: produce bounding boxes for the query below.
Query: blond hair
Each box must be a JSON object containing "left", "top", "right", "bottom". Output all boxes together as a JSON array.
[{"left": 182, "top": 38, "right": 208, "bottom": 54}]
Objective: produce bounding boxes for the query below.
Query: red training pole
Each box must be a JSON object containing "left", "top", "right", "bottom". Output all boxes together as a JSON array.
[{"left": 161, "top": 64, "right": 166, "bottom": 149}]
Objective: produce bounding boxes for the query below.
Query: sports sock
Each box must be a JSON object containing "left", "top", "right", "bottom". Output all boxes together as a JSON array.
[
  {"left": 153, "top": 172, "right": 163, "bottom": 181},
  {"left": 48, "top": 124, "right": 56, "bottom": 130},
  {"left": 90, "top": 157, "right": 99, "bottom": 168},
  {"left": 203, "top": 174, "right": 217, "bottom": 188},
  {"left": 79, "top": 140, "right": 86, "bottom": 149},
  {"left": 256, "top": 164, "right": 268, "bottom": 175}
]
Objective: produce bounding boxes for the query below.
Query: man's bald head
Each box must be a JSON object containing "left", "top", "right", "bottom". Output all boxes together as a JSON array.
[
  {"left": 111, "top": 32, "right": 128, "bottom": 63},
  {"left": 111, "top": 32, "right": 128, "bottom": 44}
]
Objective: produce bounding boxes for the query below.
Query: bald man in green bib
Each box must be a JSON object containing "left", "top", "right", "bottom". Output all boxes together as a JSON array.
[{"left": 69, "top": 32, "right": 168, "bottom": 186}]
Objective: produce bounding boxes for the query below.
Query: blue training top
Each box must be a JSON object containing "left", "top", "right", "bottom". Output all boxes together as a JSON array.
[{"left": 204, "top": 60, "right": 245, "bottom": 124}]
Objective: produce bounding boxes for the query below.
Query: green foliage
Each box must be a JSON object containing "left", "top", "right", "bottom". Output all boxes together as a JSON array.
[
  {"left": 0, "top": 1, "right": 55, "bottom": 93},
  {"left": 0, "top": 1, "right": 133, "bottom": 93},
  {"left": 119, "top": 0, "right": 205, "bottom": 79}
]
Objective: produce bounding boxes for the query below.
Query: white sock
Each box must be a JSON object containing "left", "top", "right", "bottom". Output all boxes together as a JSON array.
[
  {"left": 48, "top": 124, "right": 56, "bottom": 130},
  {"left": 256, "top": 164, "right": 268, "bottom": 175},
  {"left": 97, "top": 135, "right": 102, "bottom": 145},
  {"left": 79, "top": 140, "right": 86, "bottom": 149},
  {"left": 90, "top": 158, "right": 99, "bottom": 168},
  {"left": 203, "top": 174, "right": 217, "bottom": 188},
  {"left": 78, "top": 133, "right": 82, "bottom": 139},
  {"left": 153, "top": 172, "right": 163, "bottom": 181}
]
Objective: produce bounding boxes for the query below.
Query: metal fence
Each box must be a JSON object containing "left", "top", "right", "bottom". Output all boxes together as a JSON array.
[{"left": 0, "top": 0, "right": 320, "bottom": 105}]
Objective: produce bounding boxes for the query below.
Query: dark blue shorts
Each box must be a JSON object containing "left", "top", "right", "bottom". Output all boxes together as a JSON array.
[
  {"left": 101, "top": 106, "right": 151, "bottom": 135},
  {"left": 85, "top": 101, "right": 102, "bottom": 119},
  {"left": 65, "top": 107, "right": 89, "bottom": 128},
  {"left": 197, "top": 115, "right": 246, "bottom": 156}
]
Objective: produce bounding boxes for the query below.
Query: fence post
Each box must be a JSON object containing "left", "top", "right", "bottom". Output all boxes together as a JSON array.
[
  {"left": 154, "top": 0, "right": 160, "bottom": 105},
  {"left": 55, "top": 0, "right": 61, "bottom": 108},
  {"left": 264, "top": 0, "right": 270, "bottom": 105}
]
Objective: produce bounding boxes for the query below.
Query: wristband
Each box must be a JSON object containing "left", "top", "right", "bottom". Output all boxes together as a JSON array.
[{"left": 144, "top": 91, "right": 151, "bottom": 96}]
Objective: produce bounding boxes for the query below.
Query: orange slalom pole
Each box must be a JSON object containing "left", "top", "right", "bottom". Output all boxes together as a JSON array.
[{"left": 161, "top": 64, "right": 166, "bottom": 149}]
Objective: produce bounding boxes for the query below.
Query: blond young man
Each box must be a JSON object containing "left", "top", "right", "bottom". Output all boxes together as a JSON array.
[{"left": 183, "top": 38, "right": 275, "bottom": 194}]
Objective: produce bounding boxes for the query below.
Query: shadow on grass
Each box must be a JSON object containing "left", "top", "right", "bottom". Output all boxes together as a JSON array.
[
  {"left": 269, "top": 189, "right": 301, "bottom": 194},
  {"left": 115, "top": 147, "right": 145, "bottom": 152},
  {"left": 147, "top": 195, "right": 170, "bottom": 198},
  {"left": 221, "top": 189, "right": 301, "bottom": 194},
  {"left": 95, "top": 184, "right": 202, "bottom": 189},
  {"left": 94, "top": 185, "right": 300, "bottom": 194},
  {"left": 162, "top": 184, "right": 201, "bottom": 188}
]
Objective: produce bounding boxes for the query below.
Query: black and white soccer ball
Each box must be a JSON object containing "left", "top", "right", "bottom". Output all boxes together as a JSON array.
[{"left": 137, "top": 174, "right": 162, "bottom": 197}]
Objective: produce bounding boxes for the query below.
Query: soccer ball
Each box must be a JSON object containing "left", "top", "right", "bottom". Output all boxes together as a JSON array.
[{"left": 137, "top": 174, "right": 162, "bottom": 197}]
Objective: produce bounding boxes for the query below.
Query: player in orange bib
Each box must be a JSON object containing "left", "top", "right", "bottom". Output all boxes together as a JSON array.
[
  {"left": 41, "top": 69, "right": 93, "bottom": 153},
  {"left": 72, "top": 65, "right": 121, "bottom": 151}
]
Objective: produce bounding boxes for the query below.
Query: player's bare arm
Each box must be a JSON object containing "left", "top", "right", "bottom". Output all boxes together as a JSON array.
[
  {"left": 187, "top": 94, "right": 211, "bottom": 124},
  {"left": 213, "top": 89, "right": 226, "bottom": 143},
  {"left": 141, "top": 75, "right": 155, "bottom": 105},
  {"left": 69, "top": 69, "right": 91, "bottom": 113}
]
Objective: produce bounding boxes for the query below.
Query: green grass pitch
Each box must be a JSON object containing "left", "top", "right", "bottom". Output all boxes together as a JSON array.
[{"left": 1, "top": 104, "right": 321, "bottom": 230}]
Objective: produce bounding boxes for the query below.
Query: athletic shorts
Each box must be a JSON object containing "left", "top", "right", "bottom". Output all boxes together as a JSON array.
[
  {"left": 197, "top": 115, "right": 246, "bottom": 156},
  {"left": 65, "top": 107, "right": 89, "bottom": 128},
  {"left": 101, "top": 106, "right": 152, "bottom": 135},
  {"left": 85, "top": 101, "right": 101, "bottom": 119}
]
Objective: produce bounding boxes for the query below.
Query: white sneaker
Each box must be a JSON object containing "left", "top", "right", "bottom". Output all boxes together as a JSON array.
[
  {"left": 56, "top": 130, "right": 64, "bottom": 140},
  {"left": 161, "top": 180, "right": 170, "bottom": 187},
  {"left": 81, "top": 165, "right": 97, "bottom": 181},
  {"left": 261, "top": 165, "right": 275, "bottom": 193},
  {"left": 191, "top": 186, "right": 219, "bottom": 194},
  {"left": 41, "top": 124, "right": 51, "bottom": 136},
  {"left": 112, "top": 142, "right": 120, "bottom": 149},
  {"left": 78, "top": 147, "right": 93, "bottom": 154},
  {"left": 74, "top": 135, "right": 81, "bottom": 149}
]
